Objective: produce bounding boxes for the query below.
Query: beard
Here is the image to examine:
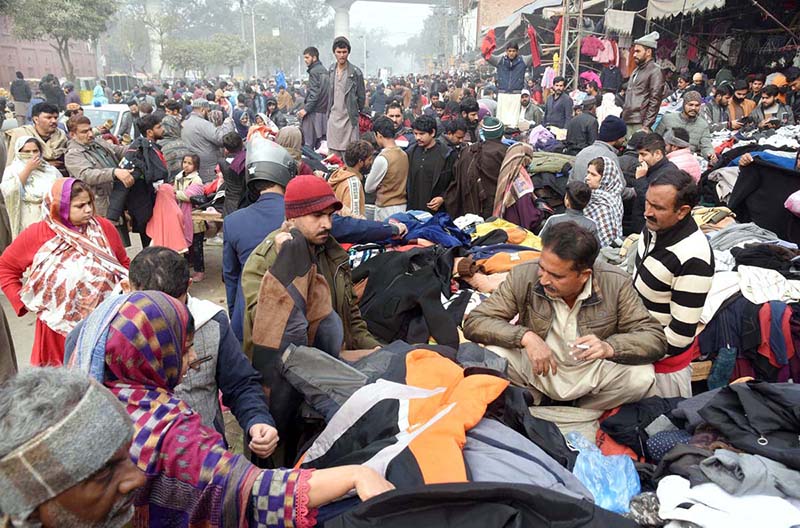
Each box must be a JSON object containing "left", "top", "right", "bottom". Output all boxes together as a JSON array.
[{"left": 47, "top": 495, "right": 135, "bottom": 528}]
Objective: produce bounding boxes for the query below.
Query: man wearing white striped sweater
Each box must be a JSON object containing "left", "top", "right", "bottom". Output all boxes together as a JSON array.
[{"left": 634, "top": 170, "right": 714, "bottom": 397}]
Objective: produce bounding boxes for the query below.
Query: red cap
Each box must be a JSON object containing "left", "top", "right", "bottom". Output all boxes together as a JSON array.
[{"left": 284, "top": 175, "right": 343, "bottom": 219}]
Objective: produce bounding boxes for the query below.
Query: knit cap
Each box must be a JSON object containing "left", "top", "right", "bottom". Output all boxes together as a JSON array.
[
  {"left": 683, "top": 90, "right": 703, "bottom": 105},
  {"left": 634, "top": 31, "right": 660, "bottom": 49},
  {"left": 598, "top": 116, "right": 626, "bottom": 142},
  {"left": 285, "top": 174, "right": 343, "bottom": 219},
  {"left": 191, "top": 98, "right": 210, "bottom": 109},
  {"left": 482, "top": 117, "right": 505, "bottom": 139}
]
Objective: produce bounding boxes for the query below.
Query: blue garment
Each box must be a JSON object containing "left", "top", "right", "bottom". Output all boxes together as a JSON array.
[
  {"left": 232, "top": 106, "right": 252, "bottom": 138},
  {"left": 275, "top": 71, "right": 287, "bottom": 90},
  {"left": 494, "top": 55, "right": 527, "bottom": 92},
  {"left": 390, "top": 211, "right": 471, "bottom": 247},
  {"left": 223, "top": 193, "right": 285, "bottom": 342},
  {"left": 729, "top": 151, "right": 798, "bottom": 170},
  {"left": 543, "top": 93, "right": 573, "bottom": 128},
  {"left": 468, "top": 243, "right": 536, "bottom": 260},
  {"left": 768, "top": 301, "right": 789, "bottom": 365}
]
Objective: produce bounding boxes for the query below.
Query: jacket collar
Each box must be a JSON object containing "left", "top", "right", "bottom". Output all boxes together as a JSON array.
[
  {"left": 532, "top": 265, "right": 603, "bottom": 307},
  {"left": 647, "top": 156, "right": 670, "bottom": 174}
]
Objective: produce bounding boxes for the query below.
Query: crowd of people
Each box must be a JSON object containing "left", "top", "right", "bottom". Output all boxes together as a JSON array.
[{"left": 1, "top": 26, "right": 800, "bottom": 528}]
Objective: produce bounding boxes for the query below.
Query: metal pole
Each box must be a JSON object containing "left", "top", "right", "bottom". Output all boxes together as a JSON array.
[
  {"left": 251, "top": 9, "right": 258, "bottom": 79},
  {"left": 748, "top": 0, "right": 800, "bottom": 41},
  {"left": 573, "top": 0, "right": 583, "bottom": 90}
]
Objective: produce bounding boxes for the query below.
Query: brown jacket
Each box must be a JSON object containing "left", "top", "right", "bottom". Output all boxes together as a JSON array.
[
  {"left": 622, "top": 59, "right": 665, "bottom": 128},
  {"left": 728, "top": 98, "right": 756, "bottom": 121},
  {"left": 64, "top": 138, "right": 127, "bottom": 217},
  {"left": 463, "top": 259, "right": 666, "bottom": 365},
  {"left": 328, "top": 166, "right": 366, "bottom": 218}
]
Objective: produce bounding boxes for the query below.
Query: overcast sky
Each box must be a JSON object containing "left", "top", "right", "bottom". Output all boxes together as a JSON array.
[{"left": 349, "top": 1, "right": 432, "bottom": 46}]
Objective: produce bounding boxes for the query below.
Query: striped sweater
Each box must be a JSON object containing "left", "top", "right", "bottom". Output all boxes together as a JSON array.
[{"left": 633, "top": 214, "right": 714, "bottom": 356}]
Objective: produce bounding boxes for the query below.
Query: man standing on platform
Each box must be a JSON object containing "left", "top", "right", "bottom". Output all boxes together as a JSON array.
[
  {"left": 297, "top": 46, "right": 330, "bottom": 150},
  {"left": 622, "top": 32, "right": 665, "bottom": 137},
  {"left": 326, "top": 37, "right": 365, "bottom": 158}
]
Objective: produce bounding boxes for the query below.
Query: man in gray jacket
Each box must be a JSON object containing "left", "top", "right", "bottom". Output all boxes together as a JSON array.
[
  {"left": 181, "top": 98, "right": 235, "bottom": 182},
  {"left": 297, "top": 46, "right": 330, "bottom": 149},
  {"left": 326, "top": 36, "right": 365, "bottom": 158}
]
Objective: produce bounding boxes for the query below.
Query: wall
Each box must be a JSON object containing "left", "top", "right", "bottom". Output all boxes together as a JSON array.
[
  {"left": 477, "top": 0, "right": 532, "bottom": 33},
  {"left": 0, "top": 17, "right": 98, "bottom": 91}
]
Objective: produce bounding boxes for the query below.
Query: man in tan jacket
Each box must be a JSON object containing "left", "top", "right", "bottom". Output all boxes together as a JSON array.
[
  {"left": 464, "top": 222, "right": 666, "bottom": 410},
  {"left": 328, "top": 140, "right": 372, "bottom": 219}
]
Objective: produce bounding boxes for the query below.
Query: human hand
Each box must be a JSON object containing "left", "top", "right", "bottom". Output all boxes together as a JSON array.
[
  {"left": 635, "top": 161, "right": 648, "bottom": 179},
  {"left": 389, "top": 220, "right": 407, "bottom": 239},
  {"left": 427, "top": 196, "right": 444, "bottom": 211},
  {"left": 708, "top": 152, "right": 718, "bottom": 165},
  {"left": 738, "top": 153, "right": 754, "bottom": 167},
  {"left": 572, "top": 334, "right": 614, "bottom": 361},
  {"left": 353, "top": 466, "right": 395, "bottom": 502},
  {"left": 24, "top": 155, "right": 42, "bottom": 172},
  {"left": 114, "top": 168, "right": 134, "bottom": 188},
  {"left": 521, "top": 331, "right": 558, "bottom": 376},
  {"left": 248, "top": 423, "right": 279, "bottom": 458},
  {"left": 297, "top": 109, "right": 307, "bottom": 119}
]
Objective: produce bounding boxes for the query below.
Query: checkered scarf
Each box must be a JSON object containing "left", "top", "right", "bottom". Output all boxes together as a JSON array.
[
  {"left": 71, "top": 291, "right": 315, "bottom": 528},
  {"left": 583, "top": 157, "right": 624, "bottom": 246}
]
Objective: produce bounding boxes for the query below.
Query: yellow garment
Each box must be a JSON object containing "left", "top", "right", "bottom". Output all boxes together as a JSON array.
[{"left": 472, "top": 219, "right": 541, "bottom": 250}]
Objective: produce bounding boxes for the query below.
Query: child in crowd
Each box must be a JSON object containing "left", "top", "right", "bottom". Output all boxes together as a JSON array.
[
  {"left": 538, "top": 180, "right": 599, "bottom": 240},
  {"left": 174, "top": 154, "right": 206, "bottom": 281}
]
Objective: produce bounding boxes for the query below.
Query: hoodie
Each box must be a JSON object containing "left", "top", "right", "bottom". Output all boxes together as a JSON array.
[{"left": 328, "top": 166, "right": 365, "bottom": 218}]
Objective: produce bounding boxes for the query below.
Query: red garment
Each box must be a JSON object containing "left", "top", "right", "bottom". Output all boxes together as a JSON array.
[
  {"left": 298, "top": 161, "right": 314, "bottom": 175},
  {"left": 527, "top": 25, "right": 541, "bottom": 68},
  {"left": 554, "top": 17, "right": 563, "bottom": 47},
  {"left": 482, "top": 28, "right": 497, "bottom": 60},
  {"left": 0, "top": 218, "right": 129, "bottom": 366},
  {"left": 147, "top": 185, "right": 189, "bottom": 253},
  {"left": 597, "top": 408, "right": 644, "bottom": 462},
  {"left": 758, "top": 304, "right": 795, "bottom": 368},
  {"left": 580, "top": 36, "right": 605, "bottom": 57},
  {"left": 654, "top": 339, "right": 700, "bottom": 374}
]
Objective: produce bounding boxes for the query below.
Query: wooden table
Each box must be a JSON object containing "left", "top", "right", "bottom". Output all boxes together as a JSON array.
[{"left": 192, "top": 210, "right": 223, "bottom": 223}]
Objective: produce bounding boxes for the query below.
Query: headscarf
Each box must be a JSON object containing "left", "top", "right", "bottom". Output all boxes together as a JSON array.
[
  {"left": 69, "top": 291, "right": 314, "bottom": 528},
  {"left": 276, "top": 126, "right": 303, "bottom": 162},
  {"left": 18, "top": 178, "right": 128, "bottom": 335},
  {"left": 583, "top": 157, "right": 624, "bottom": 247},
  {"left": 0, "top": 136, "right": 60, "bottom": 236},
  {"left": 92, "top": 84, "right": 108, "bottom": 105},
  {"left": 493, "top": 142, "right": 534, "bottom": 217}
]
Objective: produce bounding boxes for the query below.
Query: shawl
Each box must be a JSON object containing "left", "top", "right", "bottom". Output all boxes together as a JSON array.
[
  {"left": 146, "top": 184, "right": 189, "bottom": 253},
  {"left": 276, "top": 126, "right": 303, "bottom": 162},
  {"left": 4, "top": 124, "right": 68, "bottom": 167},
  {"left": 174, "top": 170, "right": 205, "bottom": 238},
  {"left": 0, "top": 136, "right": 60, "bottom": 236},
  {"left": 92, "top": 85, "right": 108, "bottom": 105},
  {"left": 18, "top": 178, "right": 127, "bottom": 335},
  {"left": 583, "top": 157, "right": 624, "bottom": 247},
  {"left": 70, "top": 291, "right": 316, "bottom": 528},
  {"left": 493, "top": 142, "right": 535, "bottom": 217}
]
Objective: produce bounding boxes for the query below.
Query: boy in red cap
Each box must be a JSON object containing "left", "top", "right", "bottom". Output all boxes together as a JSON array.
[{"left": 241, "top": 174, "right": 381, "bottom": 362}]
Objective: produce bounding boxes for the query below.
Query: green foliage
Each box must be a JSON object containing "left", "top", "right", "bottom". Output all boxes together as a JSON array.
[{"left": 161, "top": 39, "right": 204, "bottom": 76}]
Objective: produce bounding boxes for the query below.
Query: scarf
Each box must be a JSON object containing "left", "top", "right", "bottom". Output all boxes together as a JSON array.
[
  {"left": 583, "top": 157, "right": 624, "bottom": 247},
  {"left": 276, "top": 126, "right": 303, "bottom": 162},
  {"left": 15, "top": 124, "right": 67, "bottom": 162},
  {"left": 18, "top": 178, "right": 127, "bottom": 335},
  {"left": 1, "top": 136, "right": 60, "bottom": 236},
  {"left": 69, "top": 290, "right": 315, "bottom": 528},
  {"left": 493, "top": 142, "right": 535, "bottom": 217}
]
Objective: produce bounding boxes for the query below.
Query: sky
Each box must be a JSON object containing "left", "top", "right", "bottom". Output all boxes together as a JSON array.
[{"left": 349, "top": 1, "right": 432, "bottom": 46}]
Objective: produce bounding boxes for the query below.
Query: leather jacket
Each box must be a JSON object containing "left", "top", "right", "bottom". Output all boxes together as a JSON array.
[
  {"left": 622, "top": 59, "right": 665, "bottom": 128},
  {"left": 327, "top": 61, "right": 366, "bottom": 125}
]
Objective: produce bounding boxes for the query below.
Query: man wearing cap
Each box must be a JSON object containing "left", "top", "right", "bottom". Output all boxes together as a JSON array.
[
  {"left": 664, "top": 127, "right": 701, "bottom": 182},
  {"left": 445, "top": 117, "right": 508, "bottom": 218},
  {"left": 181, "top": 98, "right": 235, "bottom": 182},
  {"left": 241, "top": 174, "right": 381, "bottom": 360},
  {"left": 570, "top": 115, "right": 626, "bottom": 183},
  {"left": 622, "top": 32, "right": 666, "bottom": 137},
  {"left": 0, "top": 367, "right": 145, "bottom": 527},
  {"left": 564, "top": 99, "right": 599, "bottom": 155},
  {"left": 655, "top": 91, "right": 716, "bottom": 163},
  {"left": 519, "top": 89, "right": 544, "bottom": 126}
]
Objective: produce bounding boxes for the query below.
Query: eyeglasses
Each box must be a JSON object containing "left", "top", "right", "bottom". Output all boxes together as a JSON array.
[{"left": 188, "top": 355, "right": 212, "bottom": 371}]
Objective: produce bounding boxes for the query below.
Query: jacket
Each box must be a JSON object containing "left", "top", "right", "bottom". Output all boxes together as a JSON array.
[
  {"left": 654, "top": 112, "right": 714, "bottom": 158},
  {"left": 463, "top": 259, "right": 667, "bottom": 364},
  {"left": 666, "top": 147, "right": 701, "bottom": 182},
  {"left": 488, "top": 55, "right": 528, "bottom": 93},
  {"left": 543, "top": 93, "right": 573, "bottom": 128},
  {"left": 180, "top": 112, "right": 235, "bottom": 182},
  {"left": 622, "top": 59, "right": 665, "bottom": 127},
  {"left": 9, "top": 80, "right": 31, "bottom": 102},
  {"left": 445, "top": 138, "right": 508, "bottom": 219},
  {"left": 242, "top": 230, "right": 380, "bottom": 356},
  {"left": 406, "top": 140, "right": 453, "bottom": 211},
  {"left": 564, "top": 112, "right": 598, "bottom": 155},
  {"left": 304, "top": 60, "right": 330, "bottom": 115},
  {"left": 64, "top": 138, "right": 127, "bottom": 217},
  {"left": 702, "top": 102, "right": 729, "bottom": 127},
  {"left": 749, "top": 103, "right": 796, "bottom": 128},
  {"left": 328, "top": 165, "right": 365, "bottom": 217},
  {"left": 327, "top": 61, "right": 366, "bottom": 126},
  {"left": 522, "top": 102, "right": 544, "bottom": 124},
  {"left": 728, "top": 98, "right": 756, "bottom": 121}
]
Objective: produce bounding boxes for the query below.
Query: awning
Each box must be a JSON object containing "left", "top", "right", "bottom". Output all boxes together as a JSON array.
[
  {"left": 540, "top": 0, "right": 606, "bottom": 19},
  {"left": 646, "top": 0, "right": 726, "bottom": 20},
  {"left": 487, "top": 0, "right": 562, "bottom": 31}
]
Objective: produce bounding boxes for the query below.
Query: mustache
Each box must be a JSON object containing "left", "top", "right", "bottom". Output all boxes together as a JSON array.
[{"left": 645, "top": 216, "right": 657, "bottom": 223}]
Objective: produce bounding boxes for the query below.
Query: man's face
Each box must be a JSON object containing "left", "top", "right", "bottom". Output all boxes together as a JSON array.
[
  {"left": 644, "top": 184, "right": 688, "bottom": 232},
  {"left": 677, "top": 78, "right": 689, "bottom": 90},
  {"left": 734, "top": 89, "right": 747, "bottom": 103},
  {"left": 37, "top": 443, "right": 144, "bottom": 528},
  {"left": 431, "top": 94, "right": 439, "bottom": 103},
  {"left": 33, "top": 112, "right": 58, "bottom": 135},
  {"left": 291, "top": 206, "right": 335, "bottom": 245},
  {"left": 446, "top": 129, "right": 466, "bottom": 145},
  {"left": 683, "top": 100, "right": 701, "bottom": 118},
  {"left": 112, "top": 94, "right": 122, "bottom": 103},
  {"left": 71, "top": 123, "right": 94, "bottom": 145},
  {"left": 303, "top": 53, "right": 314, "bottom": 66},
  {"left": 414, "top": 128, "right": 435, "bottom": 148},
  {"left": 552, "top": 81, "right": 565, "bottom": 95},
  {"left": 632, "top": 45, "right": 649, "bottom": 65},
  {"left": 149, "top": 122, "right": 164, "bottom": 140},
  {"left": 129, "top": 104, "right": 139, "bottom": 114},
  {"left": 334, "top": 46, "right": 349, "bottom": 65},
  {"left": 761, "top": 93, "right": 776, "bottom": 108},
  {"left": 506, "top": 47, "right": 518, "bottom": 60},
  {"left": 752, "top": 80, "right": 763, "bottom": 93},
  {"left": 267, "top": 102, "right": 277, "bottom": 114},
  {"left": 638, "top": 148, "right": 663, "bottom": 168},
  {"left": 464, "top": 111, "right": 479, "bottom": 125},
  {"left": 435, "top": 106, "right": 445, "bottom": 117},
  {"left": 386, "top": 107, "right": 403, "bottom": 127},
  {"left": 521, "top": 94, "right": 530, "bottom": 107},
  {"left": 716, "top": 93, "right": 731, "bottom": 106},
  {"left": 537, "top": 247, "right": 591, "bottom": 302}
]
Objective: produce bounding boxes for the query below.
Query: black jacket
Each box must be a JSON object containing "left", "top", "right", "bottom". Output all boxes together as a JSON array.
[
  {"left": 405, "top": 141, "right": 452, "bottom": 211},
  {"left": 304, "top": 60, "right": 330, "bottom": 114},
  {"left": 629, "top": 157, "right": 680, "bottom": 234},
  {"left": 564, "top": 112, "right": 598, "bottom": 155},
  {"left": 10, "top": 79, "right": 31, "bottom": 102}
]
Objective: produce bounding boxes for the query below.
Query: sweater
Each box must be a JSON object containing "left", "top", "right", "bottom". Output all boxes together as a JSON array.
[
  {"left": 633, "top": 214, "right": 714, "bottom": 356},
  {"left": 654, "top": 112, "right": 714, "bottom": 159}
]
